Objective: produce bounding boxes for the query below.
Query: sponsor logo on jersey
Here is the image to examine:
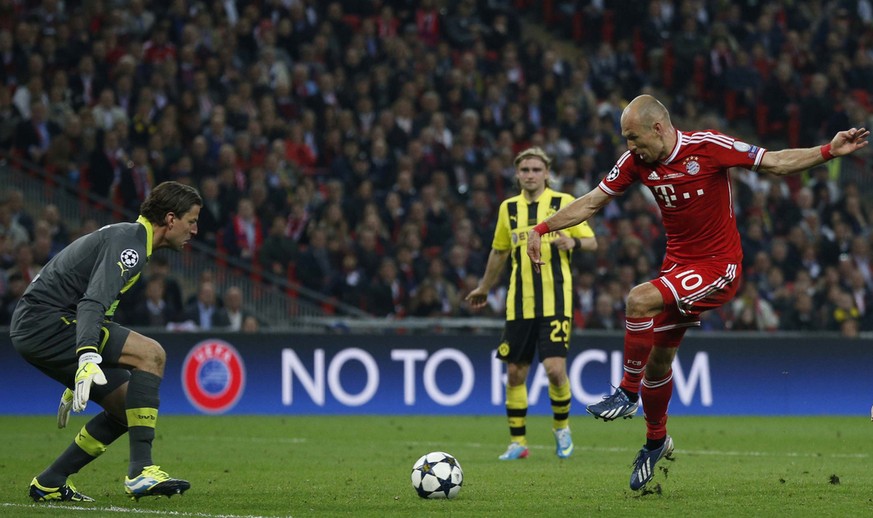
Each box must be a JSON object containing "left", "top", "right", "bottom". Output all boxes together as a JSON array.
[
  {"left": 747, "top": 145, "right": 760, "bottom": 159},
  {"left": 182, "top": 339, "right": 246, "bottom": 414},
  {"left": 648, "top": 171, "right": 660, "bottom": 180}
]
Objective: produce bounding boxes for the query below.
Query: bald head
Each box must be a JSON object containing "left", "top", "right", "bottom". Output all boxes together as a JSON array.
[
  {"left": 622, "top": 94, "right": 672, "bottom": 129},
  {"left": 620, "top": 95, "right": 676, "bottom": 163}
]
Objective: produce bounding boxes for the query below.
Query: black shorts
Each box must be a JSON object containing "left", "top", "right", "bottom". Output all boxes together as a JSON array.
[
  {"left": 10, "top": 301, "right": 132, "bottom": 397},
  {"left": 496, "top": 317, "right": 571, "bottom": 365}
]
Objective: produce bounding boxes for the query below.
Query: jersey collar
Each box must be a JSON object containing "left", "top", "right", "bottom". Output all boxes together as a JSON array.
[
  {"left": 662, "top": 129, "right": 682, "bottom": 165},
  {"left": 136, "top": 215, "right": 154, "bottom": 257},
  {"left": 525, "top": 186, "right": 552, "bottom": 203}
]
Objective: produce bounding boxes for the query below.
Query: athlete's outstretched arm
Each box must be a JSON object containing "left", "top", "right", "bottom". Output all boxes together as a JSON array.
[
  {"left": 465, "top": 248, "right": 510, "bottom": 309},
  {"left": 759, "top": 127, "right": 869, "bottom": 176},
  {"left": 527, "top": 187, "right": 612, "bottom": 270}
]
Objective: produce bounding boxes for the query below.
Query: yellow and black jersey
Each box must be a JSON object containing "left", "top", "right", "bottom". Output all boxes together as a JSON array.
[{"left": 492, "top": 188, "right": 594, "bottom": 321}]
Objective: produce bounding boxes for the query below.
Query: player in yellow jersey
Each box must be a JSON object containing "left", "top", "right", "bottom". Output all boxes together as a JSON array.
[{"left": 466, "top": 147, "right": 596, "bottom": 460}]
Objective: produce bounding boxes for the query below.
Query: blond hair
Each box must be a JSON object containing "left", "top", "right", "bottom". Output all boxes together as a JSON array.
[
  {"left": 513, "top": 146, "right": 552, "bottom": 190},
  {"left": 513, "top": 146, "right": 552, "bottom": 170}
]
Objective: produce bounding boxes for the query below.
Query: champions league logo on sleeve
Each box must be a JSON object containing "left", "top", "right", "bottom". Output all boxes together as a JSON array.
[{"left": 182, "top": 339, "right": 246, "bottom": 414}]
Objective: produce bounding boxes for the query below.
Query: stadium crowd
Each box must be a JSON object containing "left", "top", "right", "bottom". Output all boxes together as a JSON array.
[{"left": 0, "top": 0, "right": 872, "bottom": 335}]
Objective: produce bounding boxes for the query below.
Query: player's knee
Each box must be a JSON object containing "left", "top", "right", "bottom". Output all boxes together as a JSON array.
[
  {"left": 646, "top": 348, "right": 674, "bottom": 377},
  {"left": 543, "top": 362, "right": 566, "bottom": 384},
  {"left": 141, "top": 337, "right": 166, "bottom": 371},
  {"left": 625, "top": 292, "right": 647, "bottom": 317},
  {"left": 506, "top": 363, "right": 528, "bottom": 386},
  {"left": 626, "top": 284, "right": 661, "bottom": 317}
]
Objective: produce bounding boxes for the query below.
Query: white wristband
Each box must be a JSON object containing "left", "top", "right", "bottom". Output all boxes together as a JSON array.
[{"left": 78, "top": 352, "right": 103, "bottom": 365}]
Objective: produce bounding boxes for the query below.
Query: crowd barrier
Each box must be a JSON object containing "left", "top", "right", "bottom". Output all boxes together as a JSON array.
[{"left": 1, "top": 331, "right": 869, "bottom": 416}]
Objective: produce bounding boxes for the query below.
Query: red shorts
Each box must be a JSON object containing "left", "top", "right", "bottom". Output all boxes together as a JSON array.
[{"left": 652, "top": 259, "right": 742, "bottom": 332}]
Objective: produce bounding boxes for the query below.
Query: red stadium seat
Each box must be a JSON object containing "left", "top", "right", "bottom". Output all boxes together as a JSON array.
[
  {"left": 632, "top": 27, "right": 646, "bottom": 72},
  {"left": 601, "top": 9, "right": 614, "bottom": 44},
  {"left": 662, "top": 42, "right": 675, "bottom": 90},
  {"left": 543, "top": 0, "right": 556, "bottom": 25},
  {"left": 693, "top": 55, "right": 707, "bottom": 101},
  {"left": 571, "top": 11, "right": 583, "bottom": 42}
]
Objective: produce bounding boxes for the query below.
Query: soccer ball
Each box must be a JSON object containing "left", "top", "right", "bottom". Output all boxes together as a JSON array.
[{"left": 410, "top": 451, "right": 463, "bottom": 499}]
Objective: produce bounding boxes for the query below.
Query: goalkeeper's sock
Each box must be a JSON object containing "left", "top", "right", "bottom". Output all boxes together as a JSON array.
[
  {"left": 506, "top": 383, "right": 528, "bottom": 445},
  {"left": 549, "top": 381, "right": 571, "bottom": 430},
  {"left": 38, "top": 411, "right": 127, "bottom": 487},
  {"left": 619, "top": 317, "right": 654, "bottom": 400},
  {"left": 126, "top": 370, "right": 162, "bottom": 478}
]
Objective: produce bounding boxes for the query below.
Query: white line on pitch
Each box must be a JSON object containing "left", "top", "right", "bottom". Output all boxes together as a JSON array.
[{"left": 0, "top": 502, "right": 289, "bottom": 518}]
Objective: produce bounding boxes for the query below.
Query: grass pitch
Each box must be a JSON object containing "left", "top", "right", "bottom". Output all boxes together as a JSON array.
[{"left": 1, "top": 414, "right": 871, "bottom": 517}]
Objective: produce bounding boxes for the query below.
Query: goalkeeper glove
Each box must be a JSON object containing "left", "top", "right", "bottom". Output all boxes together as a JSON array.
[
  {"left": 57, "top": 388, "right": 74, "bottom": 428},
  {"left": 73, "top": 352, "right": 107, "bottom": 413}
]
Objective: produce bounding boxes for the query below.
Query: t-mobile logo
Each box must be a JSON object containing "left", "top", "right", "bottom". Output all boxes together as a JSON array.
[
  {"left": 653, "top": 184, "right": 678, "bottom": 207},
  {"left": 653, "top": 185, "right": 706, "bottom": 207}
]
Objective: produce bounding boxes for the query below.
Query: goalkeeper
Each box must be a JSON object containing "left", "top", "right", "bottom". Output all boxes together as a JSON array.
[{"left": 9, "top": 181, "right": 201, "bottom": 502}]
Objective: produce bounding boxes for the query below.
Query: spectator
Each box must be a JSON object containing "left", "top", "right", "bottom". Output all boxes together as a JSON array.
[
  {"left": 220, "top": 286, "right": 256, "bottom": 332},
  {"left": 91, "top": 88, "right": 128, "bottom": 131},
  {"left": 242, "top": 315, "right": 260, "bottom": 333},
  {"left": 331, "top": 252, "right": 367, "bottom": 308},
  {"left": 0, "top": 199, "right": 29, "bottom": 251},
  {"left": 14, "top": 101, "right": 59, "bottom": 165},
  {"left": 366, "top": 257, "right": 406, "bottom": 317},
  {"left": 197, "top": 176, "right": 226, "bottom": 247},
  {"left": 5, "top": 242, "right": 41, "bottom": 284},
  {"left": 297, "top": 227, "right": 335, "bottom": 293},
  {"left": 128, "top": 276, "right": 173, "bottom": 328},
  {"left": 409, "top": 280, "right": 445, "bottom": 317},
  {"left": 259, "top": 215, "right": 298, "bottom": 279},
  {"left": 179, "top": 280, "right": 230, "bottom": 331},
  {"left": 779, "top": 291, "right": 821, "bottom": 332},
  {"left": 223, "top": 197, "right": 264, "bottom": 261},
  {"left": 148, "top": 256, "right": 184, "bottom": 316},
  {"left": 586, "top": 292, "right": 622, "bottom": 330},
  {"left": 118, "top": 145, "right": 155, "bottom": 212},
  {"left": 827, "top": 289, "right": 861, "bottom": 333},
  {"left": 0, "top": 272, "right": 26, "bottom": 325},
  {"left": 36, "top": 203, "right": 70, "bottom": 251},
  {"left": 5, "top": 188, "right": 34, "bottom": 240},
  {"left": 730, "top": 281, "right": 779, "bottom": 331}
]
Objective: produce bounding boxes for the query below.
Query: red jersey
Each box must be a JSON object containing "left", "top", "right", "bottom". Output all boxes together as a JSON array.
[{"left": 598, "top": 129, "right": 766, "bottom": 263}]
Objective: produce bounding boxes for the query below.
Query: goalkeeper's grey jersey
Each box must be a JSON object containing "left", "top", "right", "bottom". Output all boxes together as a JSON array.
[{"left": 19, "top": 216, "right": 154, "bottom": 351}]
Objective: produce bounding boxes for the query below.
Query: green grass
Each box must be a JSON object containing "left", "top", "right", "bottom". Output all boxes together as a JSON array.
[{"left": 1, "top": 415, "right": 872, "bottom": 517}]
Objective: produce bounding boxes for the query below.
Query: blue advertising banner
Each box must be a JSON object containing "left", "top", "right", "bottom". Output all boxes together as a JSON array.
[{"left": 1, "top": 332, "right": 870, "bottom": 416}]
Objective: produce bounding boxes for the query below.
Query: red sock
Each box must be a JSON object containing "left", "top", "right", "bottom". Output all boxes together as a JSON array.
[
  {"left": 619, "top": 317, "right": 654, "bottom": 395},
  {"left": 641, "top": 369, "right": 673, "bottom": 440}
]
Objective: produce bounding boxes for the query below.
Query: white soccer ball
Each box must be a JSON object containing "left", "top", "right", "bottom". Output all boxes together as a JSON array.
[{"left": 410, "top": 451, "right": 464, "bottom": 499}]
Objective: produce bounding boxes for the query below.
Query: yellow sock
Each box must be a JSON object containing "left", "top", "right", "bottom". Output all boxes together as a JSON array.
[
  {"left": 506, "top": 383, "right": 528, "bottom": 445},
  {"left": 549, "top": 381, "right": 571, "bottom": 430}
]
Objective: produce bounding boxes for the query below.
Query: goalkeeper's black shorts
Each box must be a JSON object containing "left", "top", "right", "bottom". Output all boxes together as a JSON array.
[{"left": 10, "top": 301, "right": 132, "bottom": 395}]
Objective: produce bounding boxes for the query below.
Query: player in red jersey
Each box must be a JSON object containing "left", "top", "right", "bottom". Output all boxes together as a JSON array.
[{"left": 527, "top": 94, "right": 869, "bottom": 491}]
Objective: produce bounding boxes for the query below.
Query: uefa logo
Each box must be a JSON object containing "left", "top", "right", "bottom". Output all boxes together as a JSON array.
[{"left": 182, "top": 339, "right": 246, "bottom": 414}]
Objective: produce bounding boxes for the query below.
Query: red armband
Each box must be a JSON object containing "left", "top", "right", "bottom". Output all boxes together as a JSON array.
[
  {"left": 820, "top": 144, "right": 834, "bottom": 160},
  {"left": 532, "top": 221, "right": 551, "bottom": 235}
]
